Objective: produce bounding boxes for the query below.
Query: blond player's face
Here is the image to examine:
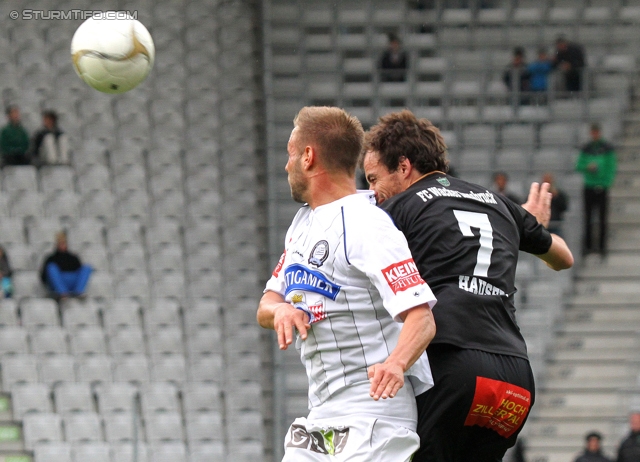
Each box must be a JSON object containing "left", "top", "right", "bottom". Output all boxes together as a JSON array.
[
  {"left": 286, "top": 128, "right": 308, "bottom": 204},
  {"left": 363, "top": 151, "right": 404, "bottom": 205}
]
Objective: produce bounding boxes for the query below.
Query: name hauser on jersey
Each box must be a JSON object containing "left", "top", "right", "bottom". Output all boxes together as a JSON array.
[{"left": 458, "top": 275, "right": 506, "bottom": 296}]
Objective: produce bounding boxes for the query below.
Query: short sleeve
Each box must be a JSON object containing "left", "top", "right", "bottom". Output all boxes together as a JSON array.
[
  {"left": 344, "top": 206, "right": 437, "bottom": 322},
  {"left": 264, "top": 248, "right": 287, "bottom": 296},
  {"left": 505, "top": 200, "right": 553, "bottom": 255}
]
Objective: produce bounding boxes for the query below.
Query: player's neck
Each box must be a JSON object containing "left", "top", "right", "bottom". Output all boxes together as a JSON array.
[{"left": 306, "top": 172, "right": 356, "bottom": 209}]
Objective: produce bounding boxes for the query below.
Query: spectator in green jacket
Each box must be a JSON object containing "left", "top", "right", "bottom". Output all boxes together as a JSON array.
[
  {"left": 0, "top": 106, "right": 30, "bottom": 166},
  {"left": 576, "top": 123, "right": 617, "bottom": 257}
]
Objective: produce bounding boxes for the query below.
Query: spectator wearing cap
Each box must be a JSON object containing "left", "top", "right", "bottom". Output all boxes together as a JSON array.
[{"left": 574, "top": 432, "right": 612, "bottom": 462}]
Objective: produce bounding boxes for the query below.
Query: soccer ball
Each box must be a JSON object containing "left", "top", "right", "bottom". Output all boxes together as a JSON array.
[{"left": 70, "top": 13, "right": 155, "bottom": 94}]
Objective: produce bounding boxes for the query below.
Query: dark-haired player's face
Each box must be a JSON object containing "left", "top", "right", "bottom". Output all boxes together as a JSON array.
[{"left": 363, "top": 151, "right": 405, "bottom": 205}]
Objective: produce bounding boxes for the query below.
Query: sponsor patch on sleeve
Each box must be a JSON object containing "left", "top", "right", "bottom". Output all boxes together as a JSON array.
[
  {"left": 272, "top": 249, "right": 286, "bottom": 277},
  {"left": 382, "top": 258, "right": 424, "bottom": 294},
  {"left": 464, "top": 376, "right": 531, "bottom": 438}
]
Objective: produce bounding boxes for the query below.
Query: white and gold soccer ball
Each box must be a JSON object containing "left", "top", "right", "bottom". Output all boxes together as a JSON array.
[{"left": 71, "top": 13, "right": 155, "bottom": 94}]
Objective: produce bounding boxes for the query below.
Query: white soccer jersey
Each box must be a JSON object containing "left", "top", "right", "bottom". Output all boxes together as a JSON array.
[{"left": 265, "top": 193, "right": 437, "bottom": 429}]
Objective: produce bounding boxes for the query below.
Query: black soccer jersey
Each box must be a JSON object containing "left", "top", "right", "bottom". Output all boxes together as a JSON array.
[{"left": 382, "top": 173, "right": 552, "bottom": 359}]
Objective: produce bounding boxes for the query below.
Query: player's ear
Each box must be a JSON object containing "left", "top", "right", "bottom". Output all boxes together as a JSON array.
[
  {"left": 302, "top": 145, "right": 315, "bottom": 170},
  {"left": 398, "top": 156, "right": 412, "bottom": 178}
]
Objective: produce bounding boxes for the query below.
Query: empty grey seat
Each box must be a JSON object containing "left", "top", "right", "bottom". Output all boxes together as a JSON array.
[
  {"left": 69, "top": 327, "right": 107, "bottom": 356},
  {"left": 113, "top": 354, "right": 150, "bottom": 384},
  {"left": 458, "top": 150, "right": 493, "bottom": 173},
  {"left": 9, "top": 192, "right": 44, "bottom": 219},
  {"left": 186, "top": 411, "right": 223, "bottom": 444},
  {"left": 2, "top": 354, "right": 38, "bottom": 388},
  {"left": 150, "top": 355, "right": 187, "bottom": 385},
  {"left": 66, "top": 219, "right": 105, "bottom": 250},
  {"left": 40, "top": 166, "right": 75, "bottom": 195},
  {"left": 113, "top": 272, "right": 151, "bottom": 306},
  {"left": 183, "top": 383, "right": 221, "bottom": 414},
  {"left": 140, "top": 382, "right": 179, "bottom": 414},
  {"left": 540, "top": 123, "right": 578, "bottom": 147},
  {"left": 23, "top": 412, "right": 63, "bottom": 450},
  {"left": 3, "top": 166, "right": 38, "bottom": 193},
  {"left": 110, "top": 442, "right": 150, "bottom": 462},
  {"left": 108, "top": 328, "right": 145, "bottom": 356},
  {"left": 63, "top": 412, "right": 103, "bottom": 443},
  {"left": 151, "top": 273, "right": 186, "bottom": 304},
  {"left": 462, "top": 125, "right": 497, "bottom": 149},
  {"left": 33, "top": 441, "right": 72, "bottom": 462},
  {"left": 186, "top": 327, "right": 222, "bottom": 357},
  {"left": 147, "top": 327, "right": 184, "bottom": 356},
  {"left": 0, "top": 299, "right": 19, "bottom": 327},
  {"left": 103, "top": 412, "right": 134, "bottom": 443},
  {"left": 145, "top": 412, "right": 184, "bottom": 443},
  {"left": 79, "top": 191, "right": 115, "bottom": 222},
  {"left": 0, "top": 326, "right": 29, "bottom": 355},
  {"left": 188, "top": 355, "right": 223, "bottom": 383},
  {"left": 54, "top": 382, "right": 94, "bottom": 414},
  {"left": 0, "top": 218, "right": 26, "bottom": 246},
  {"left": 95, "top": 382, "right": 138, "bottom": 415},
  {"left": 501, "top": 124, "right": 536, "bottom": 149},
  {"left": 39, "top": 354, "right": 76, "bottom": 385},
  {"left": 188, "top": 442, "right": 225, "bottom": 462},
  {"left": 86, "top": 272, "right": 113, "bottom": 303},
  {"left": 111, "top": 246, "right": 147, "bottom": 276},
  {"left": 61, "top": 299, "right": 100, "bottom": 331},
  {"left": 21, "top": 298, "right": 59, "bottom": 330},
  {"left": 11, "top": 383, "right": 52, "bottom": 418},
  {"left": 183, "top": 301, "right": 220, "bottom": 335},
  {"left": 8, "top": 244, "right": 36, "bottom": 271},
  {"left": 495, "top": 150, "right": 530, "bottom": 172},
  {"left": 71, "top": 442, "right": 110, "bottom": 462},
  {"left": 77, "top": 165, "right": 110, "bottom": 195},
  {"left": 144, "top": 299, "right": 181, "bottom": 333},
  {"left": 30, "top": 326, "right": 68, "bottom": 355},
  {"left": 145, "top": 221, "right": 181, "bottom": 253},
  {"left": 76, "top": 355, "right": 114, "bottom": 385}
]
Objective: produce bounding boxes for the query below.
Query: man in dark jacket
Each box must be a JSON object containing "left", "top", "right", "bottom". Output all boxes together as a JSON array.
[
  {"left": 617, "top": 412, "right": 640, "bottom": 462},
  {"left": 554, "top": 35, "right": 586, "bottom": 92},
  {"left": 40, "top": 232, "right": 92, "bottom": 299},
  {"left": 575, "top": 432, "right": 612, "bottom": 462},
  {"left": 380, "top": 33, "right": 408, "bottom": 82},
  {"left": 0, "top": 105, "right": 30, "bottom": 166}
]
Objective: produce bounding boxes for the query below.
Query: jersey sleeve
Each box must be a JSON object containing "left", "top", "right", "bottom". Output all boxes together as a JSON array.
[
  {"left": 345, "top": 206, "right": 437, "bottom": 322},
  {"left": 505, "top": 200, "right": 553, "bottom": 255}
]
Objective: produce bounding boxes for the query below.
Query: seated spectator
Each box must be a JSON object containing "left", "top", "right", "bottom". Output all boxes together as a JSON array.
[
  {"left": 574, "top": 432, "right": 612, "bottom": 462},
  {"left": 503, "top": 46, "right": 531, "bottom": 103},
  {"left": 0, "top": 105, "right": 30, "bottom": 166},
  {"left": 492, "top": 171, "right": 522, "bottom": 204},
  {"left": 542, "top": 172, "right": 569, "bottom": 236},
  {"left": 31, "top": 110, "right": 69, "bottom": 166},
  {"left": 40, "top": 232, "right": 92, "bottom": 299},
  {"left": 0, "top": 246, "right": 13, "bottom": 299},
  {"left": 528, "top": 46, "right": 553, "bottom": 103},
  {"left": 554, "top": 35, "right": 586, "bottom": 93},
  {"left": 380, "top": 32, "right": 408, "bottom": 82}
]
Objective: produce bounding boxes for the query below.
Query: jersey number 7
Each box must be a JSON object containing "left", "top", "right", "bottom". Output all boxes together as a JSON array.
[{"left": 453, "top": 210, "right": 494, "bottom": 278}]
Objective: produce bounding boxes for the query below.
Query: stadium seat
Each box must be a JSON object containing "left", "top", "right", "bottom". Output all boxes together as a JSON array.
[
  {"left": 11, "top": 383, "right": 53, "bottom": 418},
  {"left": 145, "top": 221, "right": 181, "bottom": 253},
  {"left": 187, "top": 355, "right": 224, "bottom": 383},
  {"left": 9, "top": 191, "right": 44, "bottom": 219},
  {"left": 30, "top": 326, "right": 69, "bottom": 355},
  {"left": 147, "top": 327, "right": 184, "bottom": 356},
  {"left": 40, "top": 166, "right": 75, "bottom": 194},
  {"left": 0, "top": 327, "right": 29, "bottom": 356},
  {"left": 69, "top": 326, "right": 107, "bottom": 356},
  {"left": 79, "top": 191, "right": 116, "bottom": 223},
  {"left": 0, "top": 299, "right": 19, "bottom": 327},
  {"left": 33, "top": 441, "right": 72, "bottom": 462},
  {"left": 38, "top": 354, "right": 76, "bottom": 385},
  {"left": 113, "top": 272, "right": 151, "bottom": 306},
  {"left": 144, "top": 299, "right": 181, "bottom": 333},
  {"left": 183, "top": 300, "right": 221, "bottom": 335},
  {"left": 186, "top": 327, "right": 222, "bottom": 357},
  {"left": 107, "top": 221, "right": 143, "bottom": 252},
  {"left": 21, "top": 298, "right": 59, "bottom": 330},
  {"left": 150, "top": 355, "right": 187, "bottom": 385},
  {"left": 113, "top": 355, "right": 151, "bottom": 384},
  {"left": 44, "top": 191, "right": 80, "bottom": 220},
  {"left": 107, "top": 327, "right": 145, "bottom": 356},
  {"left": 76, "top": 355, "right": 114, "bottom": 385},
  {"left": 185, "top": 411, "right": 223, "bottom": 445},
  {"left": 140, "top": 382, "right": 179, "bottom": 414},
  {"left": 103, "top": 412, "right": 135, "bottom": 443},
  {"left": 110, "top": 442, "right": 150, "bottom": 462},
  {"left": 95, "top": 382, "right": 138, "bottom": 415},
  {"left": 3, "top": 166, "right": 38, "bottom": 193},
  {"left": 23, "top": 412, "right": 64, "bottom": 450},
  {"left": 110, "top": 246, "right": 147, "bottom": 276},
  {"left": 71, "top": 442, "right": 111, "bottom": 462},
  {"left": 77, "top": 165, "right": 110, "bottom": 195},
  {"left": 63, "top": 412, "right": 103, "bottom": 443},
  {"left": 0, "top": 217, "right": 26, "bottom": 246},
  {"left": 54, "top": 382, "right": 94, "bottom": 414}
]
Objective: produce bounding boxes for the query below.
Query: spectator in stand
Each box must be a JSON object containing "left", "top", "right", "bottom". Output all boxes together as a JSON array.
[
  {"left": 492, "top": 171, "right": 522, "bottom": 204},
  {"left": 542, "top": 172, "right": 569, "bottom": 236},
  {"left": 380, "top": 32, "right": 408, "bottom": 82},
  {"left": 576, "top": 123, "right": 617, "bottom": 257},
  {"left": 0, "top": 246, "right": 13, "bottom": 299},
  {"left": 528, "top": 46, "right": 553, "bottom": 103},
  {"left": 554, "top": 35, "right": 586, "bottom": 93},
  {"left": 31, "top": 110, "right": 69, "bottom": 166},
  {"left": 574, "top": 432, "right": 613, "bottom": 462},
  {"left": 616, "top": 411, "right": 640, "bottom": 462},
  {"left": 40, "top": 232, "right": 92, "bottom": 300},
  {"left": 0, "top": 105, "right": 30, "bottom": 166},
  {"left": 503, "top": 46, "right": 531, "bottom": 104}
]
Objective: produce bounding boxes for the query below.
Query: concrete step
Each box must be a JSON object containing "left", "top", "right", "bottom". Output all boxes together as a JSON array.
[
  {"left": 564, "top": 307, "right": 640, "bottom": 322},
  {"left": 575, "top": 280, "right": 640, "bottom": 298},
  {"left": 525, "top": 448, "right": 582, "bottom": 462},
  {"left": 534, "top": 391, "right": 633, "bottom": 419}
]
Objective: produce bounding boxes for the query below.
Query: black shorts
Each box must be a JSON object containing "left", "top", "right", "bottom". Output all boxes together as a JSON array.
[{"left": 413, "top": 344, "right": 535, "bottom": 462}]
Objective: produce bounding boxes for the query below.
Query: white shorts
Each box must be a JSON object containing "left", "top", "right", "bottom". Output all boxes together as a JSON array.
[{"left": 282, "top": 416, "right": 419, "bottom": 462}]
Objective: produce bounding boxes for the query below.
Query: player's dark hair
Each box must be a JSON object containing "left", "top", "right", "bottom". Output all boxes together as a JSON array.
[
  {"left": 363, "top": 110, "right": 449, "bottom": 175},
  {"left": 585, "top": 431, "right": 602, "bottom": 441},
  {"left": 5, "top": 105, "right": 17, "bottom": 116},
  {"left": 590, "top": 122, "right": 601, "bottom": 132},
  {"left": 514, "top": 46, "right": 525, "bottom": 58},
  {"left": 293, "top": 106, "right": 364, "bottom": 176}
]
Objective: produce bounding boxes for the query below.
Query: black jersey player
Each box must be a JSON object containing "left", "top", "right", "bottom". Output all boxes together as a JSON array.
[{"left": 362, "top": 110, "right": 574, "bottom": 462}]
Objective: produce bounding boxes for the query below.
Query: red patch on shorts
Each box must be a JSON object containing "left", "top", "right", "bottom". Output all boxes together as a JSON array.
[{"left": 464, "top": 377, "right": 531, "bottom": 438}]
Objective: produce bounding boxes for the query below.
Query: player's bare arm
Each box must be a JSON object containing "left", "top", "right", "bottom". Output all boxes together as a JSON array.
[
  {"left": 257, "top": 290, "right": 310, "bottom": 350},
  {"left": 368, "top": 304, "right": 436, "bottom": 401},
  {"left": 539, "top": 235, "right": 574, "bottom": 271}
]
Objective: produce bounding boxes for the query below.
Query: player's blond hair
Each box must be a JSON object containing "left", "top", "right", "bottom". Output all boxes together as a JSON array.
[{"left": 293, "top": 106, "right": 364, "bottom": 176}]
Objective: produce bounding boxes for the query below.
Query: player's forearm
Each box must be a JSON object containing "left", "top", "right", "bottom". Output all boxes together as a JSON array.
[
  {"left": 539, "top": 234, "right": 574, "bottom": 271},
  {"left": 257, "top": 290, "right": 286, "bottom": 329},
  {"left": 386, "top": 305, "right": 436, "bottom": 372}
]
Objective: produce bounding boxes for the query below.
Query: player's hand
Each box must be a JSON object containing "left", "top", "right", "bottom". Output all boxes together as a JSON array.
[
  {"left": 367, "top": 361, "right": 404, "bottom": 401},
  {"left": 273, "top": 303, "right": 310, "bottom": 350},
  {"left": 522, "top": 182, "right": 552, "bottom": 228}
]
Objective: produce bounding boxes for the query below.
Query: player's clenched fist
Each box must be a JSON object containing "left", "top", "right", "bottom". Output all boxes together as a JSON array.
[
  {"left": 368, "top": 361, "right": 405, "bottom": 401},
  {"left": 273, "top": 303, "right": 310, "bottom": 350}
]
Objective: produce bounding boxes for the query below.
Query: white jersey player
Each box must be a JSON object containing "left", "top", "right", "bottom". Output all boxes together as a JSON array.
[{"left": 258, "top": 107, "right": 437, "bottom": 461}]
